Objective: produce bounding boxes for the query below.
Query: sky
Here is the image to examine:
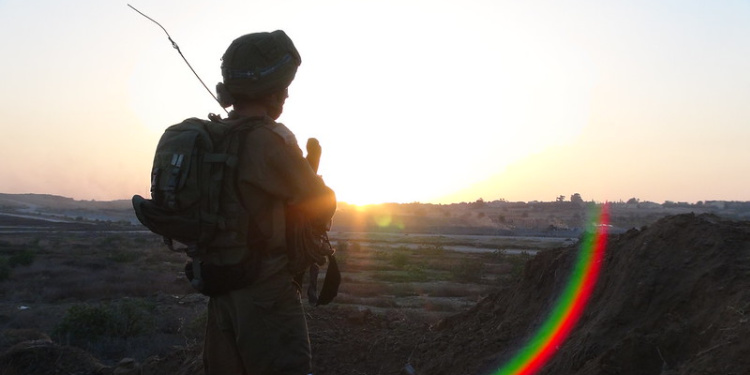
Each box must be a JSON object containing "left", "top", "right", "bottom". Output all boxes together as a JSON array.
[{"left": 0, "top": 0, "right": 748, "bottom": 205}]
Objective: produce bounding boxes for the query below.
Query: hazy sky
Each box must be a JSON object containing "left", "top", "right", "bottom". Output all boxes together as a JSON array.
[{"left": 0, "top": 0, "right": 748, "bottom": 205}]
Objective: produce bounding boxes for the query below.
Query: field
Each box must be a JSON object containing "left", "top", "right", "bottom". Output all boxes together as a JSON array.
[
  {"left": 5, "top": 194, "right": 748, "bottom": 374},
  {"left": 2, "top": 204, "right": 750, "bottom": 374},
  {"left": 0, "top": 217, "right": 572, "bottom": 372}
]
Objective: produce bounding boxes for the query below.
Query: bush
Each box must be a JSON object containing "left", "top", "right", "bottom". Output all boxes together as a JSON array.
[
  {"left": 98, "top": 235, "right": 124, "bottom": 247},
  {"left": 451, "top": 259, "right": 485, "bottom": 283},
  {"left": 404, "top": 264, "right": 427, "bottom": 281},
  {"left": 389, "top": 251, "right": 410, "bottom": 269},
  {"left": 419, "top": 244, "right": 445, "bottom": 258},
  {"left": 335, "top": 241, "right": 348, "bottom": 253},
  {"left": 0, "top": 242, "right": 38, "bottom": 281},
  {"left": 379, "top": 265, "right": 431, "bottom": 283},
  {"left": 334, "top": 241, "right": 348, "bottom": 265},
  {"left": 54, "top": 304, "right": 112, "bottom": 344},
  {"left": 107, "top": 249, "right": 139, "bottom": 263},
  {"left": 0, "top": 257, "right": 10, "bottom": 282},
  {"left": 184, "top": 309, "right": 208, "bottom": 340},
  {"left": 8, "top": 248, "right": 36, "bottom": 267},
  {"left": 507, "top": 251, "right": 533, "bottom": 279},
  {"left": 54, "top": 299, "right": 156, "bottom": 346},
  {"left": 108, "top": 299, "right": 157, "bottom": 338},
  {"left": 489, "top": 250, "right": 533, "bottom": 279}
]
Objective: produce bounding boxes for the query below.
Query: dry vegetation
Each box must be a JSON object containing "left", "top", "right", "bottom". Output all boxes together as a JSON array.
[
  {"left": 0, "top": 228, "right": 563, "bottom": 371},
  {"left": 0, "top": 233, "right": 203, "bottom": 362}
]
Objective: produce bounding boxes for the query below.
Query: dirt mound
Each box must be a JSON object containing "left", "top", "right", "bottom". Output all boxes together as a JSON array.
[
  {"left": 306, "top": 306, "right": 429, "bottom": 374},
  {"left": 0, "top": 339, "right": 109, "bottom": 375},
  {"left": 108, "top": 306, "right": 428, "bottom": 375},
  {"left": 409, "top": 213, "right": 750, "bottom": 374}
]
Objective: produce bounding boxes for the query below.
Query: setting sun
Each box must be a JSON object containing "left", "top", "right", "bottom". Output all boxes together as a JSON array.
[{"left": 0, "top": 1, "right": 748, "bottom": 205}]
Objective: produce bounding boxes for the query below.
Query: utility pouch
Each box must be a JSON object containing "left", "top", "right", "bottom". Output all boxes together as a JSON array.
[{"left": 184, "top": 252, "right": 260, "bottom": 297}]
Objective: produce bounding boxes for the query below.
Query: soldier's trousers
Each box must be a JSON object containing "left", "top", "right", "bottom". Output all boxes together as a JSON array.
[{"left": 203, "top": 271, "right": 311, "bottom": 375}]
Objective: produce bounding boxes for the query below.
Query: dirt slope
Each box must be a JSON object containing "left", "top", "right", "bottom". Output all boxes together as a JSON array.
[{"left": 409, "top": 213, "right": 750, "bottom": 375}]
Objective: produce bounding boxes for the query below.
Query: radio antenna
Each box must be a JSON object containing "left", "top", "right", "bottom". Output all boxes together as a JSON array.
[{"left": 128, "top": 4, "right": 227, "bottom": 114}]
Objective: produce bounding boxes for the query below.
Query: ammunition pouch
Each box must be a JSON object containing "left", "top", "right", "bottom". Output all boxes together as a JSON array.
[{"left": 185, "top": 252, "right": 260, "bottom": 297}]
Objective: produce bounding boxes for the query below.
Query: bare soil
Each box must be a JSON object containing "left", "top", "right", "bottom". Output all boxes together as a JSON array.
[{"left": 410, "top": 213, "right": 750, "bottom": 375}]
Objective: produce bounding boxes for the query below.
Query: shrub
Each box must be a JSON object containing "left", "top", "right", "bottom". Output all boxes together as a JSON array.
[
  {"left": 184, "top": 309, "right": 208, "bottom": 340},
  {"left": 8, "top": 248, "right": 36, "bottom": 267},
  {"left": 389, "top": 251, "right": 409, "bottom": 269},
  {"left": 0, "top": 257, "right": 10, "bottom": 282},
  {"left": 108, "top": 299, "right": 157, "bottom": 338},
  {"left": 334, "top": 241, "right": 348, "bottom": 265},
  {"left": 54, "top": 304, "right": 113, "bottom": 344},
  {"left": 451, "top": 258, "right": 485, "bottom": 283},
  {"left": 335, "top": 241, "right": 348, "bottom": 253},
  {"left": 98, "top": 235, "right": 124, "bottom": 247},
  {"left": 379, "top": 265, "right": 431, "bottom": 283},
  {"left": 404, "top": 264, "right": 427, "bottom": 281},
  {"left": 507, "top": 251, "right": 533, "bottom": 279},
  {"left": 107, "top": 249, "right": 139, "bottom": 263},
  {"left": 419, "top": 244, "right": 445, "bottom": 258},
  {"left": 54, "top": 299, "right": 156, "bottom": 346}
]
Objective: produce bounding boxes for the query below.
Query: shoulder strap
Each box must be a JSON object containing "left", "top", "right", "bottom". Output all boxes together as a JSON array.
[
  {"left": 316, "top": 254, "right": 340, "bottom": 306},
  {"left": 267, "top": 122, "right": 298, "bottom": 146}
]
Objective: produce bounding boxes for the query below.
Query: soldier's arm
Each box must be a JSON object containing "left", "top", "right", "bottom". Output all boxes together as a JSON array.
[{"left": 239, "top": 125, "right": 336, "bottom": 223}]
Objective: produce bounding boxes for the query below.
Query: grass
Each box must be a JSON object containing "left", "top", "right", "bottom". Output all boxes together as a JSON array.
[
  {"left": 0, "top": 240, "right": 40, "bottom": 281},
  {"left": 328, "top": 236, "right": 544, "bottom": 316},
  {"left": 0, "top": 229, "right": 548, "bottom": 364}
]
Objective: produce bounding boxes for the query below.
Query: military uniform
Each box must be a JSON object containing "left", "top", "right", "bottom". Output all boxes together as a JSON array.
[
  {"left": 202, "top": 114, "right": 335, "bottom": 375},
  {"left": 196, "top": 29, "right": 334, "bottom": 375}
]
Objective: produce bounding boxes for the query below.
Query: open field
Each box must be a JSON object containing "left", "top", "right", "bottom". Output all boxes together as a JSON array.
[
  {"left": 0, "top": 216, "right": 568, "bottom": 369},
  {"left": 4, "top": 195, "right": 748, "bottom": 374}
]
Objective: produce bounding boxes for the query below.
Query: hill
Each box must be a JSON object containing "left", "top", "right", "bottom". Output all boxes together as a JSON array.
[
  {"left": 0, "top": 193, "right": 134, "bottom": 224},
  {"left": 409, "top": 213, "right": 750, "bottom": 374},
  {"left": 2, "top": 193, "right": 750, "bottom": 235}
]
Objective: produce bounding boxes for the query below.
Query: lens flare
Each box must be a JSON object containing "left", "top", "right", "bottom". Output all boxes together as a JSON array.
[{"left": 492, "top": 203, "right": 610, "bottom": 375}]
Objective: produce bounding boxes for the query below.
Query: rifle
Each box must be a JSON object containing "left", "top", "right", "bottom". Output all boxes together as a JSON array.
[{"left": 298, "top": 138, "right": 339, "bottom": 306}]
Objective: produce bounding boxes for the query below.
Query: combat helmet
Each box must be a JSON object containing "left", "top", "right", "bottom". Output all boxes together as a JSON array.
[{"left": 216, "top": 30, "right": 301, "bottom": 107}]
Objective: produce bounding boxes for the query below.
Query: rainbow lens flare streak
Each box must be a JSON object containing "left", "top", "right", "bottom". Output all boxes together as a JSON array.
[{"left": 492, "top": 203, "right": 610, "bottom": 375}]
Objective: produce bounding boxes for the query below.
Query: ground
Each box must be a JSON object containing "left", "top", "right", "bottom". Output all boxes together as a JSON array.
[
  {"left": 1, "top": 213, "right": 749, "bottom": 374},
  {"left": 409, "top": 214, "right": 750, "bottom": 375}
]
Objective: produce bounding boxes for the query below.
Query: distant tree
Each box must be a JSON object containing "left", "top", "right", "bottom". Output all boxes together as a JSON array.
[
  {"left": 556, "top": 195, "right": 566, "bottom": 202},
  {"left": 471, "top": 198, "right": 486, "bottom": 209},
  {"left": 570, "top": 193, "right": 584, "bottom": 205},
  {"left": 627, "top": 197, "right": 640, "bottom": 204}
]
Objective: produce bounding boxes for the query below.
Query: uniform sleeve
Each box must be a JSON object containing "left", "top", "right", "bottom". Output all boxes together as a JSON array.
[{"left": 237, "top": 126, "right": 336, "bottom": 224}]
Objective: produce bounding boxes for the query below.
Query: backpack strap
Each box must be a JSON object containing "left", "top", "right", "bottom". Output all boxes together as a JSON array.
[
  {"left": 203, "top": 153, "right": 238, "bottom": 166},
  {"left": 316, "top": 254, "right": 340, "bottom": 306},
  {"left": 268, "top": 122, "right": 298, "bottom": 146}
]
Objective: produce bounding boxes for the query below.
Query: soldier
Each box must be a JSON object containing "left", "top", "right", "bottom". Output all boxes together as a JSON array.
[{"left": 203, "top": 30, "right": 336, "bottom": 375}]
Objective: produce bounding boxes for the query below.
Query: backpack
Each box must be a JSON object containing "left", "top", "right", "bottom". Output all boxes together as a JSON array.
[
  {"left": 132, "top": 116, "right": 339, "bottom": 303},
  {"left": 132, "top": 116, "right": 263, "bottom": 295}
]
